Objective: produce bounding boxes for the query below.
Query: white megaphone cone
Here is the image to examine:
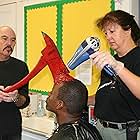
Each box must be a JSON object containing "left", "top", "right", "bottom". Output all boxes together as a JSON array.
[
  {"left": 68, "top": 36, "right": 118, "bottom": 79},
  {"left": 67, "top": 37, "right": 100, "bottom": 70}
]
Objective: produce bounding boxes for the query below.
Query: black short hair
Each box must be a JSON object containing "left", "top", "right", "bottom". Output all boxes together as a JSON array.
[{"left": 58, "top": 79, "right": 88, "bottom": 114}]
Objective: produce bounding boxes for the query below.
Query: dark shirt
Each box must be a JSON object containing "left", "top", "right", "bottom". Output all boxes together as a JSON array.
[
  {"left": 49, "top": 119, "right": 103, "bottom": 140},
  {"left": 0, "top": 57, "right": 30, "bottom": 135},
  {"left": 95, "top": 47, "right": 140, "bottom": 122}
]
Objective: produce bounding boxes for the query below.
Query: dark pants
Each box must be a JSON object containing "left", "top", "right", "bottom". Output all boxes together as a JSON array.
[{"left": 0, "top": 135, "right": 21, "bottom": 140}]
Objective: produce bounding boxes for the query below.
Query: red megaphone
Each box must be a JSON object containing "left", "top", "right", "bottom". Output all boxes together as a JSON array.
[{"left": 4, "top": 32, "right": 71, "bottom": 92}]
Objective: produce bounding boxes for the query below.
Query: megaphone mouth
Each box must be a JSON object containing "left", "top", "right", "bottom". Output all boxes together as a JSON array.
[
  {"left": 67, "top": 37, "right": 100, "bottom": 70},
  {"left": 68, "top": 42, "right": 91, "bottom": 67}
]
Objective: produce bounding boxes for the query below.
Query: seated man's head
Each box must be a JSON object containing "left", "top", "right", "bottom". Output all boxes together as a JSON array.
[{"left": 46, "top": 79, "right": 88, "bottom": 119}]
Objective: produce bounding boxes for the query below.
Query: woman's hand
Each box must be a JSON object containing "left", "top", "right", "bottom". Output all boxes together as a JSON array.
[{"left": 90, "top": 51, "right": 124, "bottom": 74}]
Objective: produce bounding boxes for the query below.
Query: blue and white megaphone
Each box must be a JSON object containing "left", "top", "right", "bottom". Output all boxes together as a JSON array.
[
  {"left": 67, "top": 37, "right": 100, "bottom": 70},
  {"left": 67, "top": 37, "right": 117, "bottom": 78}
]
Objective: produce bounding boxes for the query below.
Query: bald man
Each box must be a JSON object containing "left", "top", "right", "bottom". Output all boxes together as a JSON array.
[{"left": 0, "top": 26, "right": 30, "bottom": 140}]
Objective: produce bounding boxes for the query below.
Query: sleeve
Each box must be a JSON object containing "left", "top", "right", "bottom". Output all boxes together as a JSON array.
[
  {"left": 134, "top": 60, "right": 140, "bottom": 76},
  {"left": 18, "top": 62, "right": 30, "bottom": 109}
]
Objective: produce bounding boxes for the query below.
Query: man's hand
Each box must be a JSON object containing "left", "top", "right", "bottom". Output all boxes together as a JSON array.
[{"left": 0, "top": 85, "right": 19, "bottom": 102}]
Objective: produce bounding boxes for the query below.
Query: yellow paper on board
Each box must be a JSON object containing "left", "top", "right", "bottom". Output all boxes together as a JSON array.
[
  {"left": 25, "top": 0, "right": 112, "bottom": 95},
  {"left": 62, "top": 0, "right": 111, "bottom": 95},
  {"left": 26, "top": 6, "right": 57, "bottom": 92}
]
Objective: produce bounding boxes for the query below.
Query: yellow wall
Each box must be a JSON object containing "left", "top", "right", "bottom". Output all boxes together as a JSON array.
[{"left": 25, "top": 0, "right": 113, "bottom": 95}]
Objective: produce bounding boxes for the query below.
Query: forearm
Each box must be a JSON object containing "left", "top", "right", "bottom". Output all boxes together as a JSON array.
[
  {"left": 90, "top": 51, "right": 140, "bottom": 99},
  {"left": 14, "top": 93, "right": 27, "bottom": 107}
]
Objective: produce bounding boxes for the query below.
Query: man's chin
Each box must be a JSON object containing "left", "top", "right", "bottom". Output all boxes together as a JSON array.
[
  {"left": 46, "top": 107, "right": 54, "bottom": 114},
  {"left": 1, "top": 54, "right": 10, "bottom": 61},
  {"left": 46, "top": 105, "right": 51, "bottom": 111},
  {"left": 3, "top": 51, "right": 12, "bottom": 57}
]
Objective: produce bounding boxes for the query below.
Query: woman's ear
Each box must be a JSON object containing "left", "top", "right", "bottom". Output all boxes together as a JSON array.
[
  {"left": 125, "top": 28, "right": 131, "bottom": 38},
  {"left": 127, "top": 27, "right": 131, "bottom": 35},
  {"left": 56, "top": 100, "right": 64, "bottom": 110}
]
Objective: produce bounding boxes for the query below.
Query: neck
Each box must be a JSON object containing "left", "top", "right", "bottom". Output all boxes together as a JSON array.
[
  {"left": 117, "top": 41, "right": 136, "bottom": 57},
  {"left": 0, "top": 55, "right": 10, "bottom": 61},
  {"left": 56, "top": 113, "right": 81, "bottom": 125}
]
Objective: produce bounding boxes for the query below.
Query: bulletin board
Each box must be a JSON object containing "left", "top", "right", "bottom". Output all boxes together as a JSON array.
[{"left": 24, "top": 0, "right": 115, "bottom": 95}]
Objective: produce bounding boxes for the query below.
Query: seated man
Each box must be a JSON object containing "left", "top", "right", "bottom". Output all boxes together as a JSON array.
[
  {"left": 42, "top": 32, "right": 102, "bottom": 140},
  {"left": 46, "top": 79, "right": 103, "bottom": 140}
]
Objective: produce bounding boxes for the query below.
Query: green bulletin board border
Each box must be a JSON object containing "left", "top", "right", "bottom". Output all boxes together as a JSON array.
[{"left": 24, "top": 0, "right": 115, "bottom": 94}]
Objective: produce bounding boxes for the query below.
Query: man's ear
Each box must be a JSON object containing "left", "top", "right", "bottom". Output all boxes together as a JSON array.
[{"left": 56, "top": 100, "right": 64, "bottom": 110}]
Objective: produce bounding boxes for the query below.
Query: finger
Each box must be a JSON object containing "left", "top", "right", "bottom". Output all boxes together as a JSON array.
[
  {"left": 100, "top": 60, "right": 109, "bottom": 69},
  {"left": 90, "top": 51, "right": 100, "bottom": 59},
  {"left": 7, "top": 90, "right": 18, "bottom": 98},
  {"left": 3, "top": 96, "right": 13, "bottom": 102},
  {"left": 0, "top": 86, "right": 4, "bottom": 91},
  {"left": 92, "top": 51, "right": 106, "bottom": 65},
  {"left": 2, "top": 92, "right": 10, "bottom": 97}
]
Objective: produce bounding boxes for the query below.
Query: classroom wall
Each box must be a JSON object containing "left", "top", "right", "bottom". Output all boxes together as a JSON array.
[
  {"left": 0, "top": 0, "right": 139, "bottom": 94},
  {"left": 0, "top": 0, "right": 138, "bottom": 60}
]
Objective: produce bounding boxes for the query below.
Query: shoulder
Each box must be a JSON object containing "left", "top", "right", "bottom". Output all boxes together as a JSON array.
[
  {"left": 79, "top": 119, "right": 103, "bottom": 140},
  {"left": 10, "top": 57, "right": 28, "bottom": 69},
  {"left": 9, "top": 57, "right": 29, "bottom": 74},
  {"left": 58, "top": 124, "right": 76, "bottom": 137},
  {"left": 129, "top": 47, "right": 140, "bottom": 58},
  {"left": 49, "top": 124, "right": 77, "bottom": 140},
  {"left": 129, "top": 47, "right": 140, "bottom": 62},
  {"left": 10, "top": 57, "right": 27, "bottom": 65}
]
